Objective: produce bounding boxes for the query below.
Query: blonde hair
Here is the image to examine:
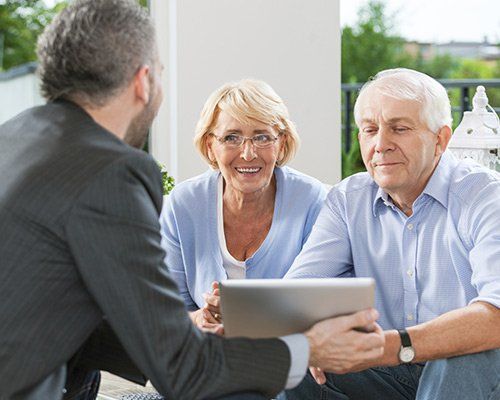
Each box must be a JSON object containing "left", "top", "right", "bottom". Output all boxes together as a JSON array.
[{"left": 194, "top": 79, "right": 300, "bottom": 168}]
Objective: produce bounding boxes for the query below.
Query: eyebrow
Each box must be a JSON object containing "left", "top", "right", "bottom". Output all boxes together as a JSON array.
[
  {"left": 360, "top": 117, "right": 415, "bottom": 125},
  {"left": 223, "top": 129, "right": 271, "bottom": 135},
  {"left": 386, "top": 117, "right": 415, "bottom": 124}
]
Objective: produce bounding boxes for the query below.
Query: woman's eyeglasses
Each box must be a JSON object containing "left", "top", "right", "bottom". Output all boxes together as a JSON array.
[{"left": 211, "top": 133, "right": 280, "bottom": 149}]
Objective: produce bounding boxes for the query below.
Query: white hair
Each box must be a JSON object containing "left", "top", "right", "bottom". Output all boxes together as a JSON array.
[{"left": 354, "top": 68, "right": 452, "bottom": 133}]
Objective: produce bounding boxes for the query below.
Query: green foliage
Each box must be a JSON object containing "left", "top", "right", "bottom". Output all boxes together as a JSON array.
[
  {"left": 0, "top": 0, "right": 66, "bottom": 70},
  {"left": 0, "top": 0, "right": 149, "bottom": 71},
  {"left": 157, "top": 162, "right": 175, "bottom": 195},
  {"left": 340, "top": 0, "right": 499, "bottom": 178},
  {"left": 410, "top": 53, "right": 459, "bottom": 79},
  {"left": 341, "top": 133, "right": 366, "bottom": 178},
  {"left": 342, "top": 1, "right": 407, "bottom": 84},
  {"left": 341, "top": 0, "right": 410, "bottom": 176},
  {"left": 448, "top": 59, "right": 500, "bottom": 128}
]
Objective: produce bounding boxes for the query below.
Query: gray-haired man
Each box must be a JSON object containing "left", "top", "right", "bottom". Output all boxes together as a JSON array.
[{"left": 0, "top": 1, "right": 384, "bottom": 399}]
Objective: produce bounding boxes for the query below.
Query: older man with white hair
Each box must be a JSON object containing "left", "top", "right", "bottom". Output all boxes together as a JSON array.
[{"left": 283, "top": 68, "right": 500, "bottom": 399}]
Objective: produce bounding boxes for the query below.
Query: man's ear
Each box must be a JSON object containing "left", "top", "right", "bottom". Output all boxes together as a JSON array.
[
  {"left": 134, "top": 65, "right": 151, "bottom": 104},
  {"left": 435, "top": 125, "right": 452, "bottom": 156}
]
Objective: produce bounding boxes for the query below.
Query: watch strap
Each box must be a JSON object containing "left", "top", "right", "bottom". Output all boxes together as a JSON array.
[{"left": 398, "top": 329, "right": 412, "bottom": 347}]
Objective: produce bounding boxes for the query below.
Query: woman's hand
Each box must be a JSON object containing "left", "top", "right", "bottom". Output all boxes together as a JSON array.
[
  {"left": 203, "top": 281, "right": 222, "bottom": 322},
  {"left": 189, "top": 281, "right": 224, "bottom": 335}
]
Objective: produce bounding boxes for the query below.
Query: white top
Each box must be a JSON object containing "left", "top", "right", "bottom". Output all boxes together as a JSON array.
[{"left": 217, "top": 175, "right": 246, "bottom": 279}]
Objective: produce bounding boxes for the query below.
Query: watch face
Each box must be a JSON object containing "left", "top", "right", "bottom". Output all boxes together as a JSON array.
[{"left": 399, "top": 347, "right": 415, "bottom": 363}]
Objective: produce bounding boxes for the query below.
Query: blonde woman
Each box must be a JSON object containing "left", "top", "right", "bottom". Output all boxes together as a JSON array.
[{"left": 160, "top": 79, "right": 327, "bottom": 331}]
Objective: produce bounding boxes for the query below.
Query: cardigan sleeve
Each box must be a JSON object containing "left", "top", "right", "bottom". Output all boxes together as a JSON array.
[{"left": 159, "top": 196, "right": 198, "bottom": 311}]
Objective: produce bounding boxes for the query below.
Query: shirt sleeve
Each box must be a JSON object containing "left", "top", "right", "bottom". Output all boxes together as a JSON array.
[
  {"left": 159, "top": 197, "right": 198, "bottom": 310},
  {"left": 301, "top": 183, "right": 329, "bottom": 245},
  {"left": 286, "top": 189, "right": 354, "bottom": 279},
  {"left": 279, "top": 334, "right": 310, "bottom": 389},
  {"left": 465, "top": 180, "right": 500, "bottom": 308}
]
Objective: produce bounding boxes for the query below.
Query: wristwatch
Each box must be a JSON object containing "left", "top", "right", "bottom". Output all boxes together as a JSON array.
[{"left": 398, "top": 329, "right": 415, "bottom": 364}]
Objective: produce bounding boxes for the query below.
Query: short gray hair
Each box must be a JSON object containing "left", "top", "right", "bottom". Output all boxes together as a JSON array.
[
  {"left": 354, "top": 68, "right": 452, "bottom": 133},
  {"left": 37, "top": 0, "right": 156, "bottom": 106}
]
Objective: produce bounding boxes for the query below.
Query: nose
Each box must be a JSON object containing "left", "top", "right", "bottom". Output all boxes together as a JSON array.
[
  {"left": 374, "top": 128, "right": 395, "bottom": 154},
  {"left": 240, "top": 139, "right": 257, "bottom": 161}
]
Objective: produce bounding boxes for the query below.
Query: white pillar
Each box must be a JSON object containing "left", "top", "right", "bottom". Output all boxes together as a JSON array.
[{"left": 151, "top": 0, "right": 341, "bottom": 184}]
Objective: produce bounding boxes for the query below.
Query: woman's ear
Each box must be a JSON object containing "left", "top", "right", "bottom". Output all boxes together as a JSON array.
[
  {"left": 206, "top": 136, "right": 218, "bottom": 167},
  {"left": 277, "top": 133, "right": 287, "bottom": 164}
]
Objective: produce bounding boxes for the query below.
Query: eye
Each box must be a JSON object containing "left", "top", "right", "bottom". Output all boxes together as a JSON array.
[
  {"left": 253, "top": 134, "right": 274, "bottom": 144},
  {"left": 393, "top": 126, "right": 409, "bottom": 133},
  {"left": 222, "top": 134, "right": 242, "bottom": 144},
  {"left": 362, "top": 127, "right": 378, "bottom": 135}
]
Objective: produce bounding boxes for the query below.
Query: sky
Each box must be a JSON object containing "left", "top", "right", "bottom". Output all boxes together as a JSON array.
[
  {"left": 41, "top": 0, "right": 499, "bottom": 44},
  {"left": 341, "top": 0, "right": 500, "bottom": 44}
]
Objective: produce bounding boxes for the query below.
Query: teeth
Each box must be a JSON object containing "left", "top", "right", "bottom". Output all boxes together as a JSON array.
[{"left": 236, "top": 167, "right": 260, "bottom": 173}]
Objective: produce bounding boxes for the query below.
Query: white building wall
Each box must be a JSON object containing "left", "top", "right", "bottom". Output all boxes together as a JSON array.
[
  {"left": 0, "top": 73, "right": 44, "bottom": 124},
  {"left": 151, "top": 0, "right": 341, "bottom": 184}
]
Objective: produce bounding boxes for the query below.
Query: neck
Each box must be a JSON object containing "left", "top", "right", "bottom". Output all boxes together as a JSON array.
[
  {"left": 389, "top": 195, "right": 415, "bottom": 217},
  {"left": 223, "top": 176, "right": 276, "bottom": 218},
  {"left": 77, "top": 86, "right": 137, "bottom": 142},
  {"left": 387, "top": 157, "right": 441, "bottom": 217}
]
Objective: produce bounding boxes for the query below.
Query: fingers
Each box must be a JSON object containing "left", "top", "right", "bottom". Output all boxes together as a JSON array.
[
  {"left": 203, "top": 290, "right": 222, "bottom": 322},
  {"left": 202, "top": 307, "right": 219, "bottom": 324},
  {"left": 306, "top": 311, "right": 385, "bottom": 373},
  {"left": 309, "top": 366, "right": 326, "bottom": 385},
  {"left": 203, "top": 291, "right": 221, "bottom": 308},
  {"left": 200, "top": 322, "right": 225, "bottom": 336},
  {"left": 340, "top": 308, "right": 379, "bottom": 331}
]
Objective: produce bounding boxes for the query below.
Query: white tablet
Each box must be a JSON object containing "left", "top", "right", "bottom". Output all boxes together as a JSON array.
[{"left": 220, "top": 278, "right": 375, "bottom": 338}]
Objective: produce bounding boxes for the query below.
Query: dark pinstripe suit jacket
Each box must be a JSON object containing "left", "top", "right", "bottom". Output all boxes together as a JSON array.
[{"left": 0, "top": 101, "right": 290, "bottom": 400}]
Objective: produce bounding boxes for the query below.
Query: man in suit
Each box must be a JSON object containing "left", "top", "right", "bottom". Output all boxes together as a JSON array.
[{"left": 0, "top": 1, "right": 385, "bottom": 399}]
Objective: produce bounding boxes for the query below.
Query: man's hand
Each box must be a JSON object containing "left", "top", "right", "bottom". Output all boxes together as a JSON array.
[{"left": 306, "top": 309, "right": 385, "bottom": 375}]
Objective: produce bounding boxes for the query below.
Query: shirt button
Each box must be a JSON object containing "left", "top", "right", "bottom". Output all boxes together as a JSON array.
[
  {"left": 407, "top": 269, "right": 413, "bottom": 277},
  {"left": 407, "top": 314, "right": 414, "bottom": 321},
  {"left": 407, "top": 223, "right": 414, "bottom": 230}
]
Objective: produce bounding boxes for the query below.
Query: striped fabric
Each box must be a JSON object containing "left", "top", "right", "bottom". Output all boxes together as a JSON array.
[
  {"left": 286, "top": 151, "right": 500, "bottom": 330},
  {"left": 0, "top": 101, "right": 290, "bottom": 400}
]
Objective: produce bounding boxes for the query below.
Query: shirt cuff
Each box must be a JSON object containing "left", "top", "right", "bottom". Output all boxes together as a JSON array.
[{"left": 279, "top": 334, "right": 310, "bottom": 389}]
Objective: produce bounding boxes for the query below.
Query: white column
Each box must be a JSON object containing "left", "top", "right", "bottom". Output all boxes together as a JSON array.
[{"left": 151, "top": 0, "right": 341, "bottom": 184}]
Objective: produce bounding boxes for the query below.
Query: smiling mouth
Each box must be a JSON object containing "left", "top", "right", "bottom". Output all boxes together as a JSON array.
[{"left": 235, "top": 167, "right": 262, "bottom": 174}]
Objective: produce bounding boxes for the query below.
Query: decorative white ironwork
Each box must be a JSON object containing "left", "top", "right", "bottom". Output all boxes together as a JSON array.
[{"left": 449, "top": 85, "right": 500, "bottom": 172}]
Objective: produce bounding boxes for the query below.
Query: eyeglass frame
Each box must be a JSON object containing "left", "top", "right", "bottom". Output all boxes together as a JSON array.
[{"left": 209, "top": 132, "right": 282, "bottom": 149}]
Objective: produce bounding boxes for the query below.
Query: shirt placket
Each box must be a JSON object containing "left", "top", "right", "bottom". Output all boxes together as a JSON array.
[{"left": 402, "top": 216, "right": 419, "bottom": 328}]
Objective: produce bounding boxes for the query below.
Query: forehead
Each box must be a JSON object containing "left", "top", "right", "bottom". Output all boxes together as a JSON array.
[
  {"left": 215, "top": 110, "right": 273, "bottom": 131},
  {"left": 357, "top": 92, "right": 422, "bottom": 125}
]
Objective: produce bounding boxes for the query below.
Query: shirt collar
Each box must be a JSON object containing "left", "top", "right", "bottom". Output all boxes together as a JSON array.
[
  {"left": 422, "top": 150, "right": 458, "bottom": 209},
  {"left": 372, "top": 186, "right": 392, "bottom": 216},
  {"left": 372, "top": 150, "right": 458, "bottom": 216}
]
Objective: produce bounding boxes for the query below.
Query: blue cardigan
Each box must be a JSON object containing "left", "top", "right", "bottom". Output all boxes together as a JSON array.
[{"left": 160, "top": 166, "right": 327, "bottom": 311}]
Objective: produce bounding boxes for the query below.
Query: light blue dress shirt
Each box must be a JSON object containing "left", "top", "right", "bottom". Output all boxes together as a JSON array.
[{"left": 286, "top": 151, "right": 500, "bottom": 330}]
